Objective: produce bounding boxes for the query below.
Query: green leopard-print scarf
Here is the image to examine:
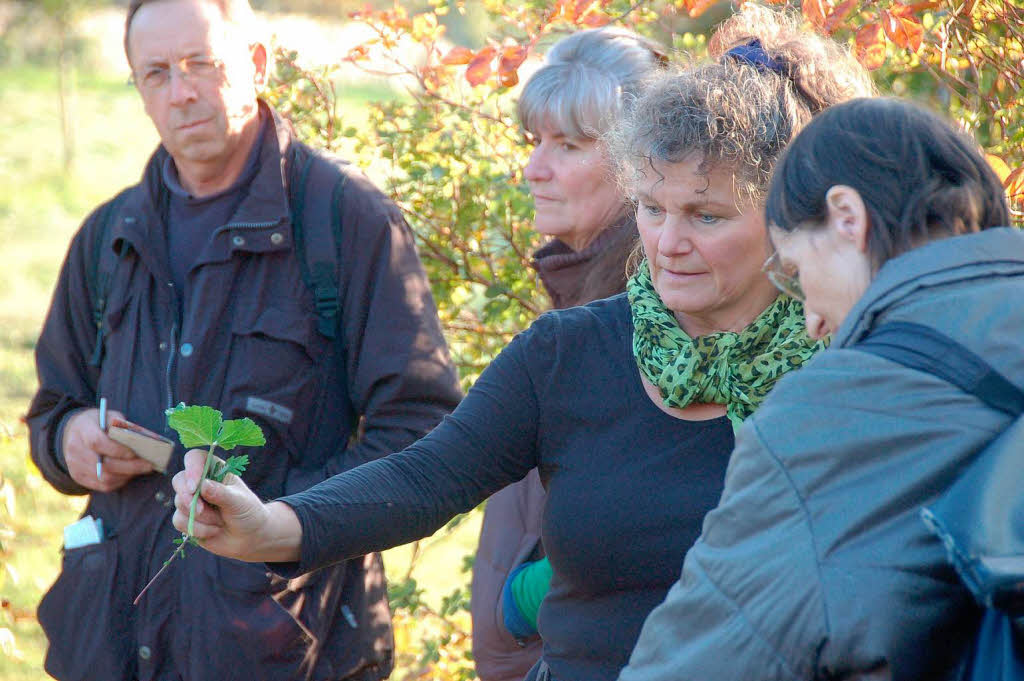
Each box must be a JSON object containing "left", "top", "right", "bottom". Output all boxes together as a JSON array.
[{"left": 628, "top": 261, "right": 825, "bottom": 430}]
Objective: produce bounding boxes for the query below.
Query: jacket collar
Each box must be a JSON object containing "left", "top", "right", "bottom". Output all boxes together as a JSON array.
[
  {"left": 531, "top": 216, "right": 633, "bottom": 271},
  {"left": 109, "top": 100, "right": 296, "bottom": 265},
  {"left": 834, "top": 227, "right": 1024, "bottom": 347},
  {"left": 531, "top": 216, "right": 634, "bottom": 307}
]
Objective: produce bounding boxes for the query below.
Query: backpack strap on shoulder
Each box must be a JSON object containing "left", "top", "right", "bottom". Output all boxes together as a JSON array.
[
  {"left": 87, "top": 192, "right": 129, "bottom": 367},
  {"left": 853, "top": 320, "right": 1024, "bottom": 416},
  {"left": 288, "top": 144, "right": 347, "bottom": 340}
]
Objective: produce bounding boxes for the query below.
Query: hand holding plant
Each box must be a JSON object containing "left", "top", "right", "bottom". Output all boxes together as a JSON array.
[
  {"left": 167, "top": 413, "right": 305, "bottom": 567},
  {"left": 134, "top": 404, "right": 265, "bottom": 604}
]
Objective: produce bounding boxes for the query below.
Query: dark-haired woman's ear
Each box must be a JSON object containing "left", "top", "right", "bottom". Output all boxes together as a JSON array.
[{"left": 825, "top": 185, "right": 869, "bottom": 254}]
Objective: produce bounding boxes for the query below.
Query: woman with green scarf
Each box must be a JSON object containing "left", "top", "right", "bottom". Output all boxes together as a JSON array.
[{"left": 169, "top": 7, "right": 873, "bottom": 681}]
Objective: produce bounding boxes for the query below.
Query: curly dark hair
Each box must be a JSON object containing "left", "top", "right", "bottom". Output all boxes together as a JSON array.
[{"left": 606, "top": 4, "right": 876, "bottom": 206}]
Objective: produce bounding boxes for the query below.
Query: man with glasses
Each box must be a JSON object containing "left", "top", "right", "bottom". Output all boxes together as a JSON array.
[{"left": 26, "top": 1, "right": 462, "bottom": 679}]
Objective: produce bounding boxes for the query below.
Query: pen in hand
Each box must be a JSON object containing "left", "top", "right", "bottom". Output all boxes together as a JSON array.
[{"left": 97, "top": 397, "right": 107, "bottom": 481}]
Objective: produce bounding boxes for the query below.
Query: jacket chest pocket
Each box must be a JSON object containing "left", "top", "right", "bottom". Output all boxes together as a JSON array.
[{"left": 221, "top": 304, "right": 329, "bottom": 462}]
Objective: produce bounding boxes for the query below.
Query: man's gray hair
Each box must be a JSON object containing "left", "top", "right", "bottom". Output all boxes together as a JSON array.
[
  {"left": 124, "top": 0, "right": 256, "bottom": 64},
  {"left": 518, "top": 27, "right": 666, "bottom": 141}
]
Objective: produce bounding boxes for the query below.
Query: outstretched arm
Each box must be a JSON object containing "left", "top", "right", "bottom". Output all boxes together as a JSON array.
[{"left": 173, "top": 312, "right": 553, "bottom": 572}]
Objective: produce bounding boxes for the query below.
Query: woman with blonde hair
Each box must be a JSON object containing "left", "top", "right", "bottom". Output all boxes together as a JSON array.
[
  {"left": 472, "top": 26, "right": 667, "bottom": 681},
  {"left": 170, "top": 8, "right": 873, "bottom": 680}
]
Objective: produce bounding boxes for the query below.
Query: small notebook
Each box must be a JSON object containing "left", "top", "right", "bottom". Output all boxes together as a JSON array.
[
  {"left": 108, "top": 418, "right": 174, "bottom": 473},
  {"left": 63, "top": 515, "right": 103, "bottom": 550}
]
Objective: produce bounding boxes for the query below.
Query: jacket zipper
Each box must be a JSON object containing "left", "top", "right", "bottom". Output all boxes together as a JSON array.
[
  {"left": 213, "top": 219, "right": 282, "bottom": 236},
  {"left": 165, "top": 278, "right": 180, "bottom": 412},
  {"left": 165, "top": 322, "right": 177, "bottom": 412}
]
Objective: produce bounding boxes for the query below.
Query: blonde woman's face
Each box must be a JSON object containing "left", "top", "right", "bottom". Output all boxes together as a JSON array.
[
  {"left": 524, "top": 122, "right": 623, "bottom": 252},
  {"left": 635, "top": 157, "right": 779, "bottom": 337}
]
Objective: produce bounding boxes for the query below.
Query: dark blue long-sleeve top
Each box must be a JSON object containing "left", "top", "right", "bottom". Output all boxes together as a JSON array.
[{"left": 276, "top": 294, "right": 735, "bottom": 681}]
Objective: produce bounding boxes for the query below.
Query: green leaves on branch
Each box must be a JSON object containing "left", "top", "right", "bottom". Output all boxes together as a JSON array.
[
  {"left": 134, "top": 404, "right": 264, "bottom": 605},
  {"left": 165, "top": 403, "right": 263, "bottom": 483},
  {"left": 166, "top": 403, "right": 265, "bottom": 451}
]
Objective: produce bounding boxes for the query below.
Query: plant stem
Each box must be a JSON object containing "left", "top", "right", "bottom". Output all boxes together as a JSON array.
[
  {"left": 188, "top": 443, "right": 217, "bottom": 537},
  {"left": 133, "top": 542, "right": 183, "bottom": 605},
  {"left": 135, "top": 443, "right": 218, "bottom": 605}
]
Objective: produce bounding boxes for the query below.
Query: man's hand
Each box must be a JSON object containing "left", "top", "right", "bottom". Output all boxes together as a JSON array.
[
  {"left": 171, "top": 449, "right": 302, "bottom": 563},
  {"left": 61, "top": 408, "right": 154, "bottom": 492}
]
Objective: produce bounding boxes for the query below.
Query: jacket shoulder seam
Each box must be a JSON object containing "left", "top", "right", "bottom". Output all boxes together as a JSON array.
[
  {"left": 748, "top": 416, "right": 833, "bottom": 672},
  {"left": 686, "top": 535, "right": 802, "bottom": 678}
]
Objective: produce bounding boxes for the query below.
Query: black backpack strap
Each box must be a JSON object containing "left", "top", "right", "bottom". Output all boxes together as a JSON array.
[
  {"left": 288, "top": 145, "right": 347, "bottom": 339},
  {"left": 853, "top": 321, "right": 1024, "bottom": 416},
  {"left": 87, "top": 192, "right": 129, "bottom": 367}
]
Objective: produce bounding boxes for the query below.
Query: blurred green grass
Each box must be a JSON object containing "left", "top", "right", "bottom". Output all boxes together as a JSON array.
[{"left": 0, "top": 62, "right": 479, "bottom": 680}]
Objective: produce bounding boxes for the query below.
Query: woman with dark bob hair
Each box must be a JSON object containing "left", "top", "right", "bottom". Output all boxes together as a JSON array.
[{"left": 619, "top": 97, "right": 1017, "bottom": 680}]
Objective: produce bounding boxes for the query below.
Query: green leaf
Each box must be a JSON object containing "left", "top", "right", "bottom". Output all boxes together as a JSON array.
[
  {"left": 166, "top": 404, "right": 222, "bottom": 448},
  {"left": 216, "top": 418, "right": 265, "bottom": 450},
  {"left": 211, "top": 455, "right": 249, "bottom": 482},
  {"left": 484, "top": 283, "right": 508, "bottom": 298}
]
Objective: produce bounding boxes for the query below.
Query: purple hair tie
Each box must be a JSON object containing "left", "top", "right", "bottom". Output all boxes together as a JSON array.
[{"left": 725, "top": 38, "right": 786, "bottom": 75}]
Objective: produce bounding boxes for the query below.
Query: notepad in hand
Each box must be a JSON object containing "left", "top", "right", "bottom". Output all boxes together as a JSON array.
[{"left": 108, "top": 417, "right": 174, "bottom": 473}]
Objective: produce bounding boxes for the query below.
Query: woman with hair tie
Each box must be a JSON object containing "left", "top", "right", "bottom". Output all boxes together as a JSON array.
[
  {"left": 620, "top": 96, "right": 1020, "bottom": 681},
  {"left": 170, "top": 8, "right": 873, "bottom": 680}
]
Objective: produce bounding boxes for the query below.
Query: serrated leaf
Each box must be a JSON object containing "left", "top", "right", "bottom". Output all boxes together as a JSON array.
[
  {"left": 579, "top": 8, "right": 611, "bottom": 26},
  {"left": 216, "top": 418, "right": 265, "bottom": 450},
  {"left": 484, "top": 283, "right": 508, "bottom": 298},
  {"left": 211, "top": 455, "right": 249, "bottom": 482},
  {"left": 166, "top": 404, "right": 222, "bottom": 448}
]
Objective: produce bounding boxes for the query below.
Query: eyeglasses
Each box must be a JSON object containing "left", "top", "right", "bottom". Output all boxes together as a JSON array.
[
  {"left": 762, "top": 251, "right": 805, "bottom": 301},
  {"left": 133, "top": 56, "right": 224, "bottom": 92}
]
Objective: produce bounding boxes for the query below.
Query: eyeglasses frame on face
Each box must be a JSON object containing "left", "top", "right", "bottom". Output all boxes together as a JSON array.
[
  {"left": 762, "top": 250, "right": 805, "bottom": 302},
  {"left": 132, "top": 55, "right": 226, "bottom": 92}
]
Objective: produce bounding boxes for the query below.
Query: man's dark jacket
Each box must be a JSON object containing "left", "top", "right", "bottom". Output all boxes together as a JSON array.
[{"left": 27, "top": 102, "right": 462, "bottom": 681}]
